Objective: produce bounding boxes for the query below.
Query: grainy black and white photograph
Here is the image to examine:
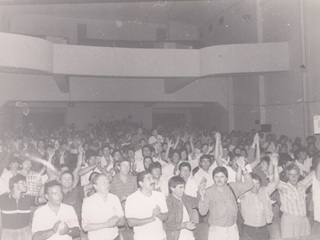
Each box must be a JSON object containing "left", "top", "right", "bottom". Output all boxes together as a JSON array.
[{"left": 0, "top": 0, "right": 319, "bottom": 239}]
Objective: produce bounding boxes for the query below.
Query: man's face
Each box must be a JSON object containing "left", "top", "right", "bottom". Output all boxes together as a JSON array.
[
  {"left": 287, "top": 169, "right": 299, "bottom": 186},
  {"left": 140, "top": 173, "right": 155, "bottom": 191},
  {"left": 61, "top": 173, "right": 73, "bottom": 189},
  {"left": 94, "top": 175, "right": 110, "bottom": 194},
  {"left": 179, "top": 166, "right": 190, "bottom": 180},
  {"left": 298, "top": 151, "right": 307, "bottom": 161},
  {"left": 260, "top": 160, "right": 268, "bottom": 172},
  {"left": 87, "top": 156, "right": 96, "bottom": 166},
  {"left": 140, "top": 139, "right": 146, "bottom": 148},
  {"left": 138, "top": 128, "right": 143, "bottom": 135},
  {"left": 200, "top": 158, "right": 211, "bottom": 171},
  {"left": 113, "top": 151, "right": 121, "bottom": 161},
  {"left": 201, "top": 145, "right": 208, "bottom": 154},
  {"left": 142, "top": 147, "right": 151, "bottom": 157},
  {"left": 46, "top": 185, "right": 63, "bottom": 205},
  {"left": 181, "top": 151, "right": 188, "bottom": 161},
  {"left": 172, "top": 153, "right": 180, "bottom": 164},
  {"left": 22, "top": 160, "right": 32, "bottom": 173},
  {"left": 144, "top": 157, "right": 153, "bottom": 170},
  {"left": 213, "top": 172, "right": 227, "bottom": 187},
  {"left": 10, "top": 162, "right": 19, "bottom": 171},
  {"left": 15, "top": 180, "right": 27, "bottom": 193},
  {"left": 151, "top": 167, "right": 162, "bottom": 180},
  {"left": 171, "top": 184, "right": 185, "bottom": 198},
  {"left": 251, "top": 179, "right": 261, "bottom": 193},
  {"left": 120, "top": 161, "right": 131, "bottom": 175},
  {"left": 103, "top": 147, "right": 110, "bottom": 157}
]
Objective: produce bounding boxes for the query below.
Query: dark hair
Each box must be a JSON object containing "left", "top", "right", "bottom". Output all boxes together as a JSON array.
[
  {"left": 171, "top": 150, "right": 181, "bottom": 159},
  {"left": 148, "top": 162, "right": 162, "bottom": 172},
  {"left": 286, "top": 164, "right": 300, "bottom": 175},
  {"left": 200, "top": 155, "right": 213, "bottom": 164},
  {"left": 212, "top": 166, "right": 228, "bottom": 178},
  {"left": 44, "top": 180, "right": 62, "bottom": 195},
  {"left": 85, "top": 149, "right": 97, "bottom": 160},
  {"left": 9, "top": 174, "right": 26, "bottom": 190},
  {"left": 250, "top": 172, "right": 262, "bottom": 183},
  {"left": 137, "top": 170, "right": 151, "bottom": 187},
  {"left": 179, "top": 162, "right": 191, "bottom": 172},
  {"left": 279, "top": 153, "right": 294, "bottom": 167},
  {"left": 261, "top": 156, "right": 270, "bottom": 165},
  {"left": 139, "top": 138, "right": 147, "bottom": 144},
  {"left": 61, "top": 170, "right": 74, "bottom": 182},
  {"left": 119, "top": 157, "right": 131, "bottom": 166},
  {"left": 168, "top": 176, "right": 185, "bottom": 193}
]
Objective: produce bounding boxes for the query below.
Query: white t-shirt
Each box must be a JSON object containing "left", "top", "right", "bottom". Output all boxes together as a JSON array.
[
  {"left": 82, "top": 193, "right": 124, "bottom": 240},
  {"left": 32, "top": 203, "right": 79, "bottom": 240},
  {"left": 125, "top": 190, "right": 168, "bottom": 240}
]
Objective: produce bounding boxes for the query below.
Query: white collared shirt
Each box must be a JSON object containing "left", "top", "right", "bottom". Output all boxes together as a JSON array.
[
  {"left": 82, "top": 193, "right": 124, "bottom": 240},
  {"left": 32, "top": 203, "right": 79, "bottom": 240}
]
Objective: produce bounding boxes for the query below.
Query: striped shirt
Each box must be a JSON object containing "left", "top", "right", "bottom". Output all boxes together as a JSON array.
[
  {"left": 277, "top": 172, "right": 313, "bottom": 217},
  {"left": 0, "top": 193, "right": 38, "bottom": 229},
  {"left": 110, "top": 174, "right": 137, "bottom": 207}
]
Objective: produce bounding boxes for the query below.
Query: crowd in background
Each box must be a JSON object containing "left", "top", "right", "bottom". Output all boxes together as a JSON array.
[{"left": 0, "top": 118, "right": 320, "bottom": 240}]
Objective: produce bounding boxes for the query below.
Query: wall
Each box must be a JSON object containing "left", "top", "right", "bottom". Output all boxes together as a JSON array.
[
  {"left": 304, "top": 0, "right": 320, "bottom": 139},
  {"left": 0, "top": 73, "right": 229, "bottom": 130},
  {"left": 233, "top": 76, "right": 260, "bottom": 132},
  {"left": 199, "top": 0, "right": 257, "bottom": 46},
  {"left": 262, "top": 0, "right": 305, "bottom": 138}
]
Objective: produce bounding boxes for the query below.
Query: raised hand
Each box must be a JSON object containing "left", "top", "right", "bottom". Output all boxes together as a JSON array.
[{"left": 270, "top": 153, "right": 279, "bottom": 166}]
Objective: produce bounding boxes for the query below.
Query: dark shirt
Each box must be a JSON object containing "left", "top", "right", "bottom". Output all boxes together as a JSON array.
[
  {"left": 0, "top": 193, "right": 37, "bottom": 229},
  {"left": 62, "top": 186, "right": 84, "bottom": 221}
]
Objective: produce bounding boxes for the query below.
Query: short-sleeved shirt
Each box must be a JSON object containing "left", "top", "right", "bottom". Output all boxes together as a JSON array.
[
  {"left": 0, "top": 193, "right": 37, "bottom": 229},
  {"left": 32, "top": 203, "right": 79, "bottom": 240},
  {"left": 82, "top": 193, "right": 124, "bottom": 240},
  {"left": 125, "top": 190, "right": 168, "bottom": 240}
]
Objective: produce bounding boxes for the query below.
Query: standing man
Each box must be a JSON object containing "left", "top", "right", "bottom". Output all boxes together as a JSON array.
[
  {"left": 198, "top": 159, "right": 253, "bottom": 240},
  {"left": 32, "top": 180, "right": 80, "bottom": 240},
  {"left": 277, "top": 164, "right": 314, "bottom": 238},
  {"left": 82, "top": 174, "right": 125, "bottom": 240},
  {"left": 125, "top": 171, "right": 168, "bottom": 240},
  {"left": 110, "top": 158, "right": 137, "bottom": 208},
  {"left": 165, "top": 176, "right": 198, "bottom": 240},
  {"left": 0, "top": 174, "right": 45, "bottom": 240},
  {"left": 239, "top": 154, "right": 280, "bottom": 240}
]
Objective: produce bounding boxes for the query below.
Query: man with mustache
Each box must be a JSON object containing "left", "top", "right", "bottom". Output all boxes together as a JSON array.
[
  {"left": 198, "top": 158, "right": 253, "bottom": 240},
  {"left": 125, "top": 170, "right": 168, "bottom": 240}
]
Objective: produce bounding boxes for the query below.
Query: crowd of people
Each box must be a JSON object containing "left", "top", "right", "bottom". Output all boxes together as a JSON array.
[{"left": 0, "top": 118, "right": 320, "bottom": 240}]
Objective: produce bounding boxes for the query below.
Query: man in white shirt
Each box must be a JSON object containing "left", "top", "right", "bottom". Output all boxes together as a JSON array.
[
  {"left": 125, "top": 171, "right": 168, "bottom": 240},
  {"left": 82, "top": 174, "right": 125, "bottom": 240},
  {"left": 193, "top": 155, "right": 216, "bottom": 188},
  {"left": 179, "top": 162, "right": 198, "bottom": 198},
  {"left": 32, "top": 180, "right": 80, "bottom": 240}
]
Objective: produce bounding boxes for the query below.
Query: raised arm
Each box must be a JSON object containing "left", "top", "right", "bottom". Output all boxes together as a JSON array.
[
  {"left": 72, "top": 146, "right": 84, "bottom": 187},
  {"left": 214, "top": 132, "right": 225, "bottom": 167},
  {"left": 266, "top": 153, "right": 280, "bottom": 195},
  {"left": 249, "top": 133, "right": 261, "bottom": 170}
]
